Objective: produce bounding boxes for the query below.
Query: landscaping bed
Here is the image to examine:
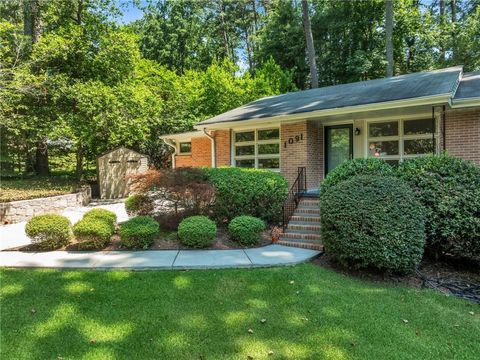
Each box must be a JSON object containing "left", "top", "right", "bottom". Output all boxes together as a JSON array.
[
  {"left": 7, "top": 227, "right": 273, "bottom": 252},
  {"left": 1, "top": 264, "right": 478, "bottom": 360}
]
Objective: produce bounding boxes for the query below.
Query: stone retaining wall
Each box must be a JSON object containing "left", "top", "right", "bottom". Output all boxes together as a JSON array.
[{"left": 0, "top": 186, "right": 91, "bottom": 224}]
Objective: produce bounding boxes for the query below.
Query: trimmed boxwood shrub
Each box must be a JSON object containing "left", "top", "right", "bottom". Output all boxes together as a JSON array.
[
  {"left": 25, "top": 214, "right": 72, "bottom": 250},
  {"left": 320, "top": 175, "right": 425, "bottom": 273},
  {"left": 124, "top": 194, "right": 154, "bottom": 216},
  {"left": 178, "top": 215, "right": 216, "bottom": 248},
  {"left": 397, "top": 154, "right": 480, "bottom": 259},
  {"left": 321, "top": 158, "right": 393, "bottom": 194},
  {"left": 204, "top": 167, "right": 288, "bottom": 223},
  {"left": 119, "top": 216, "right": 159, "bottom": 249},
  {"left": 228, "top": 216, "right": 266, "bottom": 247},
  {"left": 83, "top": 208, "right": 117, "bottom": 228},
  {"left": 73, "top": 218, "right": 113, "bottom": 250}
]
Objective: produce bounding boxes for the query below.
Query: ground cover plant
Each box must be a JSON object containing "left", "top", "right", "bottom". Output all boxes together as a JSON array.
[
  {"left": 1, "top": 265, "right": 478, "bottom": 360},
  {"left": 0, "top": 177, "right": 79, "bottom": 202}
]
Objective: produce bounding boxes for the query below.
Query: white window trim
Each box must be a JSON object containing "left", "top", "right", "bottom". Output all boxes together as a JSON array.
[
  {"left": 232, "top": 127, "right": 281, "bottom": 171},
  {"left": 366, "top": 118, "right": 439, "bottom": 162},
  {"left": 178, "top": 141, "right": 192, "bottom": 155}
]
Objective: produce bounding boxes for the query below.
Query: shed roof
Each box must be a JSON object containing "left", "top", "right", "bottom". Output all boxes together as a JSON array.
[
  {"left": 197, "top": 66, "right": 463, "bottom": 126},
  {"left": 97, "top": 146, "right": 148, "bottom": 159}
]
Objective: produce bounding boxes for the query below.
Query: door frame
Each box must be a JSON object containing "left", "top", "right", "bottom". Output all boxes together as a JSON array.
[{"left": 324, "top": 124, "right": 354, "bottom": 176}]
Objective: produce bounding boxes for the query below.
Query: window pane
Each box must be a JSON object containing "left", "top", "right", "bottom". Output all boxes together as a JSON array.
[
  {"left": 258, "top": 129, "right": 279, "bottom": 140},
  {"left": 369, "top": 141, "right": 399, "bottom": 156},
  {"left": 179, "top": 142, "right": 191, "bottom": 153},
  {"left": 258, "top": 143, "right": 279, "bottom": 155},
  {"left": 404, "top": 139, "right": 434, "bottom": 155},
  {"left": 369, "top": 121, "right": 398, "bottom": 137},
  {"left": 258, "top": 158, "right": 279, "bottom": 169},
  {"left": 235, "top": 145, "right": 255, "bottom": 156},
  {"left": 235, "top": 131, "right": 254, "bottom": 142},
  {"left": 404, "top": 119, "right": 434, "bottom": 135},
  {"left": 236, "top": 159, "right": 255, "bottom": 168}
]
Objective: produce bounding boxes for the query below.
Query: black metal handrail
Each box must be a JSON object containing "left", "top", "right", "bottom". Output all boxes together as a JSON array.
[{"left": 282, "top": 167, "right": 306, "bottom": 232}]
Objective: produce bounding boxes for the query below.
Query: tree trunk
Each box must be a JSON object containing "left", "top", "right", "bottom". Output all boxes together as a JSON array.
[
  {"left": 76, "top": 145, "right": 84, "bottom": 181},
  {"left": 439, "top": 0, "right": 446, "bottom": 62},
  {"left": 34, "top": 140, "right": 49, "bottom": 176},
  {"left": 385, "top": 0, "right": 394, "bottom": 77},
  {"left": 450, "top": 0, "right": 456, "bottom": 23},
  {"left": 219, "top": 1, "right": 230, "bottom": 60},
  {"left": 301, "top": 0, "right": 319, "bottom": 88}
]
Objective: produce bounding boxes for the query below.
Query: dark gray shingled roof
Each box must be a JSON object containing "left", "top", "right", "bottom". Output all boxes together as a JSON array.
[
  {"left": 453, "top": 72, "right": 480, "bottom": 100},
  {"left": 197, "top": 66, "right": 463, "bottom": 126}
]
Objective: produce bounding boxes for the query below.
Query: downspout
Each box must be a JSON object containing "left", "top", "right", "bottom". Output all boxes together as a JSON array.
[
  {"left": 432, "top": 106, "right": 436, "bottom": 155},
  {"left": 203, "top": 128, "right": 216, "bottom": 168},
  {"left": 442, "top": 105, "right": 446, "bottom": 152},
  {"left": 163, "top": 138, "right": 177, "bottom": 169}
]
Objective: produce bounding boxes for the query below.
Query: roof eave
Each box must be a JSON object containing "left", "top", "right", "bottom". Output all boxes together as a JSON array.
[
  {"left": 195, "top": 93, "right": 453, "bottom": 130},
  {"left": 450, "top": 97, "right": 480, "bottom": 108}
]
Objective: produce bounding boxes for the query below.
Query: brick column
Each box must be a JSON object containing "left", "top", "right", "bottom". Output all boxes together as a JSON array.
[{"left": 444, "top": 108, "right": 480, "bottom": 165}]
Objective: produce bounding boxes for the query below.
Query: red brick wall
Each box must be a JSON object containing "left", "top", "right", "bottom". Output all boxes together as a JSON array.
[
  {"left": 175, "top": 137, "right": 212, "bottom": 168},
  {"left": 280, "top": 121, "right": 308, "bottom": 187},
  {"left": 444, "top": 108, "right": 480, "bottom": 165},
  {"left": 174, "top": 130, "right": 231, "bottom": 168},
  {"left": 214, "top": 130, "right": 231, "bottom": 166}
]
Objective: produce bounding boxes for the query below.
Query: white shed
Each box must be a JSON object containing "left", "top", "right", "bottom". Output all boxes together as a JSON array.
[{"left": 97, "top": 147, "right": 149, "bottom": 199}]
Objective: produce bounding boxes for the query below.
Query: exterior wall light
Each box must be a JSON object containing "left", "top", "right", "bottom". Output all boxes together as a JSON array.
[{"left": 355, "top": 127, "right": 361, "bottom": 136}]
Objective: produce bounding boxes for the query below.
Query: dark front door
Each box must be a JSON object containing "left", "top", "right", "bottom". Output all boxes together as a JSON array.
[{"left": 325, "top": 125, "right": 353, "bottom": 175}]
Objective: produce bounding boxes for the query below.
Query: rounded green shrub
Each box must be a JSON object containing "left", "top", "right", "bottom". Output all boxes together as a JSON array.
[
  {"left": 321, "top": 158, "right": 394, "bottom": 194},
  {"left": 25, "top": 214, "right": 72, "bottom": 250},
  {"left": 320, "top": 175, "right": 425, "bottom": 273},
  {"left": 83, "top": 208, "right": 117, "bottom": 228},
  {"left": 73, "top": 218, "right": 113, "bottom": 250},
  {"left": 228, "top": 216, "right": 266, "bottom": 247},
  {"left": 204, "top": 167, "right": 288, "bottom": 223},
  {"left": 119, "top": 216, "right": 160, "bottom": 249},
  {"left": 397, "top": 154, "right": 480, "bottom": 259},
  {"left": 178, "top": 215, "right": 216, "bottom": 248},
  {"left": 124, "top": 194, "right": 154, "bottom": 216}
]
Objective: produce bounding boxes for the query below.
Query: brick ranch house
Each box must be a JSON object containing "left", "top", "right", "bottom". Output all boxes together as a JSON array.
[
  {"left": 161, "top": 66, "right": 479, "bottom": 189},
  {"left": 160, "top": 66, "right": 479, "bottom": 249}
]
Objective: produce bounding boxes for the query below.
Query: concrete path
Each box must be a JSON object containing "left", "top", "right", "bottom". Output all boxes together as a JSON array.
[
  {"left": 0, "top": 245, "right": 320, "bottom": 270},
  {"left": 0, "top": 200, "right": 129, "bottom": 251}
]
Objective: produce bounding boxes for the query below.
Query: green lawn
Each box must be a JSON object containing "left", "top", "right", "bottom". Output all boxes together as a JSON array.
[
  {"left": 1, "top": 264, "right": 478, "bottom": 360},
  {"left": 0, "top": 177, "right": 79, "bottom": 202}
]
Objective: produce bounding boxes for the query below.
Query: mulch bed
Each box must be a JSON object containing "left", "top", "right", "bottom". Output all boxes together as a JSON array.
[
  {"left": 8, "top": 227, "right": 273, "bottom": 252},
  {"left": 314, "top": 253, "right": 480, "bottom": 303}
]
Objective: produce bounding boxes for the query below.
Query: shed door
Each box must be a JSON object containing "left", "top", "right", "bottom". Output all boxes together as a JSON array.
[{"left": 106, "top": 159, "right": 128, "bottom": 199}]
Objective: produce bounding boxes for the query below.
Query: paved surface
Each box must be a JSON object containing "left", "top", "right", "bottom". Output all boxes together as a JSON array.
[
  {"left": 0, "top": 201, "right": 129, "bottom": 251},
  {"left": 0, "top": 245, "right": 320, "bottom": 269}
]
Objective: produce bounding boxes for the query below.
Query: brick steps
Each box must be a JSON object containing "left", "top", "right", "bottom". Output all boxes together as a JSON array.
[{"left": 279, "top": 197, "right": 323, "bottom": 251}]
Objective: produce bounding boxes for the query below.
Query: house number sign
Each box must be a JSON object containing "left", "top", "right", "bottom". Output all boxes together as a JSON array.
[{"left": 284, "top": 133, "right": 304, "bottom": 148}]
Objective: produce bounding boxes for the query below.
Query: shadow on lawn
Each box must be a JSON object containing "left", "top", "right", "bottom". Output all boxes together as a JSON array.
[{"left": 1, "top": 265, "right": 478, "bottom": 360}]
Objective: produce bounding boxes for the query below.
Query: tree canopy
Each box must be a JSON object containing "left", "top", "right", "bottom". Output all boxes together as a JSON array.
[{"left": 1, "top": 0, "right": 478, "bottom": 177}]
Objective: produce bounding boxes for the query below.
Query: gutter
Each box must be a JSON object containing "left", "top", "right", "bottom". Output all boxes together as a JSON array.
[
  {"left": 203, "top": 128, "right": 216, "bottom": 168},
  {"left": 163, "top": 138, "right": 177, "bottom": 169},
  {"left": 450, "top": 97, "right": 480, "bottom": 108}
]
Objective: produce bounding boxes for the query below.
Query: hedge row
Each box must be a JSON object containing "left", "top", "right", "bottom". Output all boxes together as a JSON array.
[{"left": 321, "top": 155, "right": 480, "bottom": 270}]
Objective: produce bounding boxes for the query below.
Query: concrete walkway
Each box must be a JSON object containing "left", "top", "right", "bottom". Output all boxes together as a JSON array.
[
  {"left": 0, "top": 200, "right": 128, "bottom": 251},
  {"left": 0, "top": 245, "right": 320, "bottom": 270}
]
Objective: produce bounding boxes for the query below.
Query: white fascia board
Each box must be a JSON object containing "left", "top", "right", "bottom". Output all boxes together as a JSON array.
[
  {"left": 159, "top": 130, "right": 206, "bottom": 141},
  {"left": 450, "top": 98, "right": 480, "bottom": 108},
  {"left": 195, "top": 94, "right": 452, "bottom": 130}
]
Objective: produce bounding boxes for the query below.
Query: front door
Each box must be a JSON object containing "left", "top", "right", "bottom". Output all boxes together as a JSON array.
[{"left": 324, "top": 125, "right": 353, "bottom": 175}]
